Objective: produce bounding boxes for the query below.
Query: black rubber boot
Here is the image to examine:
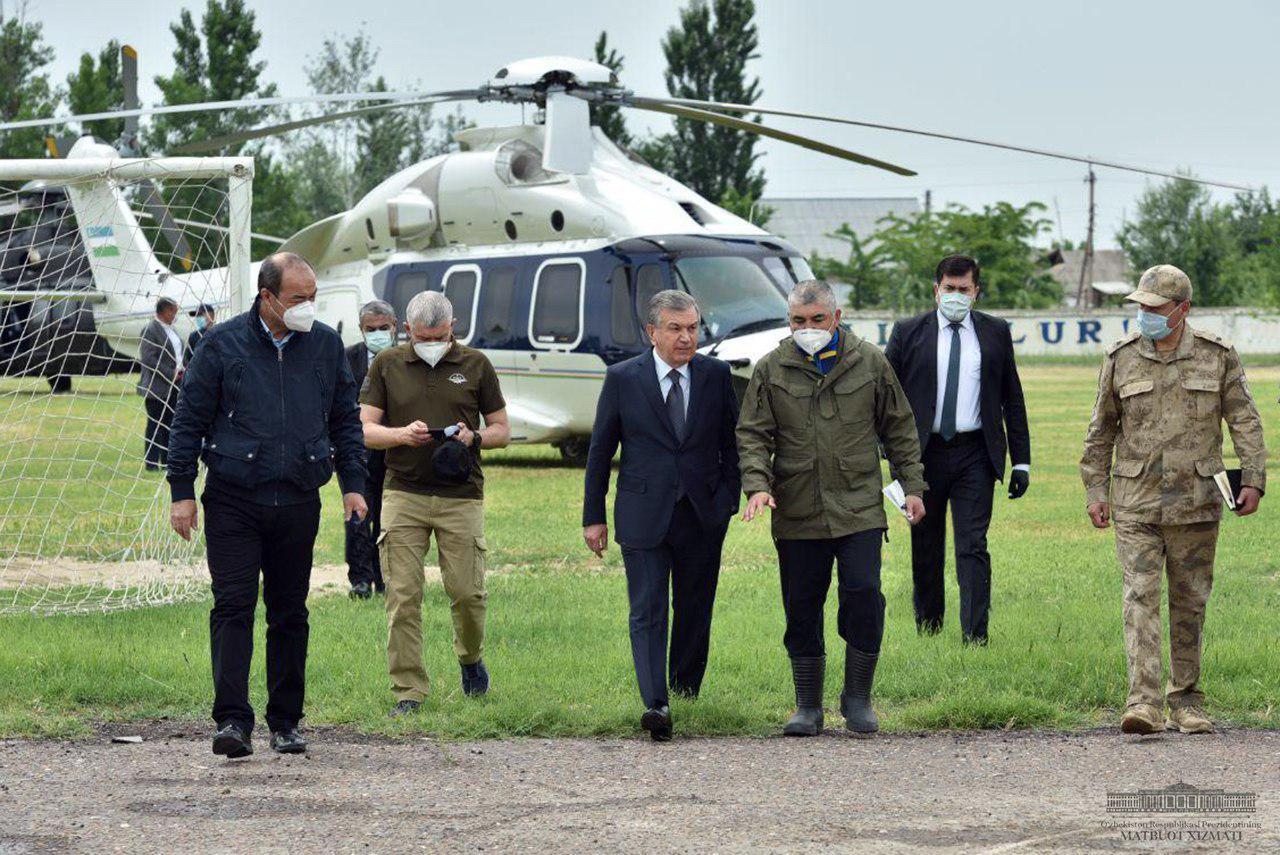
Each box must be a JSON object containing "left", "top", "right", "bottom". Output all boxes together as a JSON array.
[
  {"left": 840, "top": 647, "right": 879, "bottom": 733},
  {"left": 782, "top": 656, "right": 825, "bottom": 736}
]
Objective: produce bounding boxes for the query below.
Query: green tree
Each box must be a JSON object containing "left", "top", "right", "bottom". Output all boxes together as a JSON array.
[
  {"left": 65, "top": 40, "right": 123, "bottom": 143},
  {"left": 1115, "top": 176, "right": 1237, "bottom": 306},
  {"left": 0, "top": 3, "right": 59, "bottom": 158},
  {"left": 1219, "top": 188, "right": 1280, "bottom": 306},
  {"left": 809, "top": 224, "right": 891, "bottom": 310},
  {"left": 657, "top": 0, "right": 766, "bottom": 211},
  {"left": 590, "top": 31, "right": 632, "bottom": 148},
  {"left": 869, "top": 201, "right": 1059, "bottom": 312}
]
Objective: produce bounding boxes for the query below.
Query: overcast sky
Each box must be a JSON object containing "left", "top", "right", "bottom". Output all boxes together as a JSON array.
[{"left": 33, "top": 0, "right": 1280, "bottom": 248}]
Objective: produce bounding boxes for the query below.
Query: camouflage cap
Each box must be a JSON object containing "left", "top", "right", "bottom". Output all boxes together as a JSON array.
[{"left": 1126, "top": 264, "right": 1192, "bottom": 307}]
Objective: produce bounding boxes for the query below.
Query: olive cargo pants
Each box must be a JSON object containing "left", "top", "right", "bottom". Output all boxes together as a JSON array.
[
  {"left": 1115, "top": 520, "right": 1218, "bottom": 710},
  {"left": 380, "top": 489, "right": 487, "bottom": 702}
]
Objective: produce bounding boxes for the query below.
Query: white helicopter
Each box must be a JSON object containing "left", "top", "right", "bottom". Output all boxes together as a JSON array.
[{"left": 4, "top": 54, "right": 1253, "bottom": 460}]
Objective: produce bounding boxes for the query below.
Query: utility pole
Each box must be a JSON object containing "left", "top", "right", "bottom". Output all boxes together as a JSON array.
[
  {"left": 1075, "top": 166, "right": 1096, "bottom": 309},
  {"left": 924, "top": 189, "right": 932, "bottom": 216}
]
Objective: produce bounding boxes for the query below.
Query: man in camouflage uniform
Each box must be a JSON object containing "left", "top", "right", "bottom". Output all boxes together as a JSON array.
[
  {"left": 1080, "top": 265, "right": 1266, "bottom": 735},
  {"left": 738, "top": 280, "right": 926, "bottom": 736}
]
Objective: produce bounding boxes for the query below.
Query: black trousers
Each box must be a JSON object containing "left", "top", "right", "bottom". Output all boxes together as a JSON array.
[
  {"left": 912, "top": 432, "right": 996, "bottom": 641},
  {"left": 143, "top": 387, "right": 178, "bottom": 466},
  {"left": 344, "top": 451, "right": 385, "bottom": 590},
  {"left": 619, "top": 498, "right": 727, "bottom": 709},
  {"left": 777, "top": 528, "right": 885, "bottom": 658},
  {"left": 203, "top": 491, "right": 321, "bottom": 733}
]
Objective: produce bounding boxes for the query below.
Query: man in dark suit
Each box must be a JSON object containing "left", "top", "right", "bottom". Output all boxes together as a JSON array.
[
  {"left": 345, "top": 299, "right": 397, "bottom": 599},
  {"left": 884, "top": 254, "right": 1031, "bottom": 645},
  {"left": 137, "top": 296, "right": 184, "bottom": 471},
  {"left": 185, "top": 304, "right": 216, "bottom": 368},
  {"left": 583, "top": 289, "right": 741, "bottom": 741}
]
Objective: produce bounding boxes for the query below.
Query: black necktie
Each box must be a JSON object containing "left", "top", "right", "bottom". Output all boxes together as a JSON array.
[
  {"left": 666, "top": 368, "right": 686, "bottom": 441},
  {"left": 940, "top": 322, "right": 962, "bottom": 441}
]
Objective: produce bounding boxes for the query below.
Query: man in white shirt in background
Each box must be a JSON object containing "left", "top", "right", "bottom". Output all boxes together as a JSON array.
[
  {"left": 137, "top": 296, "right": 184, "bottom": 472},
  {"left": 884, "top": 255, "right": 1032, "bottom": 646}
]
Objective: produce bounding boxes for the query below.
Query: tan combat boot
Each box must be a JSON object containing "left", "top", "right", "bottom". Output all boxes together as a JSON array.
[
  {"left": 1121, "top": 703, "right": 1166, "bottom": 734},
  {"left": 1168, "top": 705, "right": 1214, "bottom": 734}
]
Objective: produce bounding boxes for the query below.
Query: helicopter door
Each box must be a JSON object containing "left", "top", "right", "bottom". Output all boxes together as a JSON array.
[
  {"left": 513, "top": 257, "right": 599, "bottom": 442},
  {"left": 469, "top": 264, "right": 525, "bottom": 438}
]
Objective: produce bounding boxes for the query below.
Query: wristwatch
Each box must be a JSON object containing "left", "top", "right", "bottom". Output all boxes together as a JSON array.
[{"left": 469, "top": 432, "right": 482, "bottom": 453}]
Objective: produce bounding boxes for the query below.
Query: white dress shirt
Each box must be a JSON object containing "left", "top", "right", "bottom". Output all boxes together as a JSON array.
[
  {"left": 653, "top": 350, "right": 690, "bottom": 418},
  {"left": 930, "top": 309, "right": 1029, "bottom": 472},
  {"left": 161, "top": 322, "right": 184, "bottom": 371}
]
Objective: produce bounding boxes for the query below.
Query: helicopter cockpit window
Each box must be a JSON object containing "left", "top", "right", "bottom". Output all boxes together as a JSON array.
[
  {"left": 442, "top": 267, "right": 479, "bottom": 341},
  {"left": 783, "top": 255, "right": 816, "bottom": 283},
  {"left": 389, "top": 270, "right": 430, "bottom": 326},
  {"left": 530, "top": 260, "right": 584, "bottom": 347},
  {"left": 762, "top": 256, "right": 793, "bottom": 291},
  {"left": 633, "top": 264, "right": 665, "bottom": 327},
  {"left": 672, "top": 256, "right": 789, "bottom": 343},
  {"left": 476, "top": 266, "right": 518, "bottom": 337},
  {"left": 609, "top": 267, "right": 639, "bottom": 346}
]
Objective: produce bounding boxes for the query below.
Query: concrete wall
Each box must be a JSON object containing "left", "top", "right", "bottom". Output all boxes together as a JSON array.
[{"left": 844, "top": 308, "right": 1280, "bottom": 355}]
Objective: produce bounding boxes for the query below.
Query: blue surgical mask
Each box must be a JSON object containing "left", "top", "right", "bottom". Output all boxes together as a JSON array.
[
  {"left": 1136, "top": 308, "right": 1177, "bottom": 341},
  {"left": 938, "top": 292, "right": 972, "bottom": 323},
  {"left": 195, "top": 316, "right": 208, "bottom": 331},
  {"left": 364, "top": 330, "right": 393, "bottom": 354}
]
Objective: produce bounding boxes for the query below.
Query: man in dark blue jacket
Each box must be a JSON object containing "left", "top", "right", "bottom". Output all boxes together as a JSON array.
[
  {"left": 582, "top": 290, "right": 740, "bottom": 741},
  {"left": 168, "top": 252, "right": 367, "bottom": 759}
]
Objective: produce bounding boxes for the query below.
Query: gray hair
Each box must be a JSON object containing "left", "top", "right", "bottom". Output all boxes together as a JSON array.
[
  {"left": 788, "top": 279, "right": 837, "bottom": 313},
  {"left": 405, "top": 289, "right": 453, "bottom": 329},
  {"left": 646, "top": 289, "right": 699, "bottom": 327},
  {"left": 358, "top": 299, "right": 396, "bottom": 324}
]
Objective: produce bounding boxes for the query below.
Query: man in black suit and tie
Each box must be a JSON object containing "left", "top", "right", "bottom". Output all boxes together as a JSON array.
[
  {"left": 884, "top": 255, "right": 1031, "bottom": 645},
  {"left": 583, "top": 290, "right": 741, "bottom": 741},
  {"left": 345, "top": 299, "right": 398, "bottom": 599}
]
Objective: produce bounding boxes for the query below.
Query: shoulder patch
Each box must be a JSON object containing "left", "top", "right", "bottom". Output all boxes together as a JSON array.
[
  {"left": 1106, "top": 332, "right": 1141, "bottom": 355},
  {"left": 1192, "top": 327, "right": 1231, "bottom": 349}
]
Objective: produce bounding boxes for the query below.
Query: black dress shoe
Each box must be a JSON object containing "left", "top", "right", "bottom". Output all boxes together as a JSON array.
[
  {"left": 461, "top": 660, "right": 490, "bottom": 696},
  {"left": 211, "top": 723, "right": 253, "bottom": 759},
  {"left": 389, "top": 699, "right": 421, "bottom": 718},
  {"left": 269, "top": 728, "right": 307, "bottom": 754},
  {"left": 641, "top": 705, "right": 673, "bottom": 742},
  {"left": 348, "top": 581, "right": 372, "bottom": 600}
]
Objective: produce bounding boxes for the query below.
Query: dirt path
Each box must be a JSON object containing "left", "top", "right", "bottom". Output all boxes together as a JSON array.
[{"left": 1, "top": 725, "right": 1277, "bottom": 853}]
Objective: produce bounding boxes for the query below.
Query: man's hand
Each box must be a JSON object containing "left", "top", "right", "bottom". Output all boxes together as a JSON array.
[
  {"left": 584, "top": 524, "right": 608, "bottom": 557},
  {"left": 171, "top": 499, "right": 199, "bottom": 541},
  {"left": 1008, "top": 469, "right": 1030, "bottom": 500},
  {"left": 1234, "top": 486, "right": 1262, "bottom": 517},
  {"left": 454, "top": 422, "right": 476, "bottom": 448},
  {"left": 904, "top": 495, "right": 926, "bottom": 525},
  {"left": 1087, "top": 501, "right": 1111, "bottom": 529},
  {"left": 742, "top": 491, "right": 776, "bottom": 522},
  {"left": 399, "top": 420, "right": 431, "bottom": 447},
  {"left": 343, "top": 492, "right": 368, "bottom": 522}
]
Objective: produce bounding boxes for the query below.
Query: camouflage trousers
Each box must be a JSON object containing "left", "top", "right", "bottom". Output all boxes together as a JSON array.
[{"left": 1115, "top": 520, "right": 1218, "bottom": 710}]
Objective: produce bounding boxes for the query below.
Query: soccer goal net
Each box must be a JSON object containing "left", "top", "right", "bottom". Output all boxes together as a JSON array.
[{"left": 0, "top": 143, "right": 252, "bottom": 614}]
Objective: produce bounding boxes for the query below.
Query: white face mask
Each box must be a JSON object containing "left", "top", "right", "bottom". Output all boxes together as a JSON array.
[
  {"left": 792, "top": 326, "right": 833, "bottom": 356},
  {"left": 272, "top": 297, "right": 316, "bottom": 333},
  {"left": 938, "top": 292, "right": 973, "bottom": 323},
  {"left": 414, "top": 340, "right": 450, "bottom": 367}
]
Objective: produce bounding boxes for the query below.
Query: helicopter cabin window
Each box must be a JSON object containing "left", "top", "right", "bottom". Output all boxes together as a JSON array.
[
  {"left": 783, "top": 255, "right": 816, "bottom": 283},
  {"left": 633, "top": 264, "right": 665, "bottom": 327},
  {"left": 388, "top": 270, "right": 430, "bottom": 326},
  {"left": 442, "top": 266, "right": 479, "bottom": 341},
  {"left": 476, "top": 266, "right": 518, "bottom": 338},
  {"left": 762, "top": 256, "right": 793, "bottom": 292},
  {"left": 672, "top": 256, "right": 789, "bottom": 343},
  {"left": 609, "top": 266, "right": 639, "bottom": 346},
  {"left": 530, "top": 259, "right": 584, "bottom": 348}
]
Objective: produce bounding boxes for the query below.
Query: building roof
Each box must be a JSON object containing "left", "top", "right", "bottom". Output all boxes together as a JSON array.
[
  {"left": 1050, "top": 249, "right": 1133, "bottom": 305},
  {"left": 759, "top": 196, "right": 920, "bottom": 260}
]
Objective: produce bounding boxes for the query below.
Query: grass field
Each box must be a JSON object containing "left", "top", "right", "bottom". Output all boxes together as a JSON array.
[{"left": 0, "top": 364, "right": 1277, "bottom": 739}]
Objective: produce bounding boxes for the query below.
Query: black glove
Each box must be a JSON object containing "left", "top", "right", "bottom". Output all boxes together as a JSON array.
[{"left": 1008, "top": 469, "right": 1029, "bottom": 500}]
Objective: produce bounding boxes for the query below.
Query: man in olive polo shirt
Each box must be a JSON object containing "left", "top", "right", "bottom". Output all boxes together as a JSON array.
[{"left": 360, "top": 290, "right": 510, "bottom": 715}]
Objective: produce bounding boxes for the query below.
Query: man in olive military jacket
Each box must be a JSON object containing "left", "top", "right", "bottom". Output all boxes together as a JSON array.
[
  {"left": 1081, "top": 264, "right": 1266, "bottom": 736},
  {"left": 737, "top": 280, "right": 926, "bottom": 737}
]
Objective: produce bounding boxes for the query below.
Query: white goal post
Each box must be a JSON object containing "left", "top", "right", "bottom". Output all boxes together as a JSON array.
[{"left": 0, "top": 147, "right": 254, "bottom": 614}]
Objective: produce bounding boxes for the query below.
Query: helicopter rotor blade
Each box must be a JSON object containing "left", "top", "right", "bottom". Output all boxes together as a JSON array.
[
  {"left": 543, "top": 88, "right": 593, "bottom": 174},
  {"left": 629, "top": 95, "right": 1254, "bottom": 191},
  {"left": 625, "top": 99, "right": 917, "bottom": 177},
  {"left": 166, "top": 95, "right": 473, "bottom": 155},
  {"left": 121, "top": 44, "right": 139, "bottom": 140},
  {"left": 0, "top": 90, "right": 484, "bottom": 135}
]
